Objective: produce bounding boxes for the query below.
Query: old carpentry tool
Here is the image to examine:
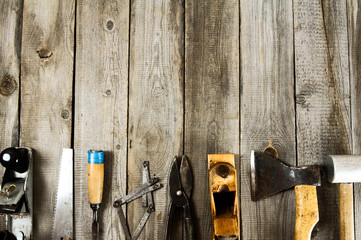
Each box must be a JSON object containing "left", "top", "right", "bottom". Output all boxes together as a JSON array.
[
  {"left": 113, "top": 161, "right": 162, "bottom": 240},
  {"left": 165, "top": 156, "right": 194, "bottom": 240},
  {"left": 0, "top": 147, "right": 33, "bottom": 240},
  {"left": 87, "top": 150, "right": 105, "bottom": 240},
  {"left": 250, "top": 150, "right": 321, "bottom": 240},
  {"left": 51, "top": 148, "right": 73, "bottom": 240},
  {"left": 208, "top": 153, "right": 239, "bottom": 240},
  {"left": 325, "top": 155, "right": 361, "bottom": 240}
]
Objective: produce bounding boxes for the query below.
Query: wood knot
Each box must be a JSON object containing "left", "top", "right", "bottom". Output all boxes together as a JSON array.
[
  {"left": 0, "top": 74, "right": 17, "bottom": 96},
  {"left": 106, "top": 20, "right": 114, "bottom": 31},
  {"left": 61, "top": 110, "right": 70, "bottom": 119},
  {"left": 37, "top": 47, "right": 53, "bottom": 59},
  {"left": 296, "top": 94, "right": 309, "bottom": 108},
  {"left": 263, "top": 139, "right": 279, "bottom": 159}
]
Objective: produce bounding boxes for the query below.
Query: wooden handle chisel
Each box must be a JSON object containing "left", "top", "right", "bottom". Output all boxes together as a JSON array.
[{"left": 87, "top": 150, "right": 104, "bottom": 240}]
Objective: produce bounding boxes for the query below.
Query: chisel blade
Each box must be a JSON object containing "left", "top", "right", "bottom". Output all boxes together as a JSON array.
[{"left": 92, "top": 219, "right": 99, "bottom": 240}]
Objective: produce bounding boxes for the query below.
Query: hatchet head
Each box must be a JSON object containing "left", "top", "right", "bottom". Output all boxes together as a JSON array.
[{"left": 250, "top": 151, "right": 321, "bottom": 201}]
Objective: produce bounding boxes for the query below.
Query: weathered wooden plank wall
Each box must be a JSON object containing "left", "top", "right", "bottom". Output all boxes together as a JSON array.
[
  {"left": 127, "top": 0, "right": 184, "bottom": 239},
  {"left": 240, "top": 1, "right": 296, "bottom": 239},
  {"left": 348, "top": 0, "right": 361, "bottom": 239},
  {"left": 1, "top": 0, "right": 361, "bottom": 239},
  {"left": 0, "top": 0, "right": 23, "bottom": 231},
  {"left": 74, "top": 0, "right": 129, "bottom": 239},
  {"left": 185, "top": 0, "right": 239, "bottom": 239},
  {"left": 294, "top": 0, "right": 351, "bottom": 239},
  {"left": 20, "top": 0, "right": 74, "bottom": 239}
]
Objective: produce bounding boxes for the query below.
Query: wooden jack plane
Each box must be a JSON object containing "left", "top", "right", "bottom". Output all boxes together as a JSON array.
[{"left": 208, "top": 153, "right": 239, "bottom": 240}]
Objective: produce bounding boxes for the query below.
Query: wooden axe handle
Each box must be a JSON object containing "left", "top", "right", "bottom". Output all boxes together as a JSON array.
[
  {"left": 294, "top": 185, "right": 319, "bottom": 240},
  {"left": 339, "top": 183, "right": 354, "bottom": 240}
]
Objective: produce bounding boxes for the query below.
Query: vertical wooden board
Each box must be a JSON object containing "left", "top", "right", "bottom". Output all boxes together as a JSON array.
[
  {"left": 185, "top": 0, "right": 239, "bottom": 239},
  {"left": 0, "top": 0, "right": 23, "bottom": 230},
  {"left": 127, "top": 0, "right": 184, "bottom": 239},
  {"left": 240, "top": 1, "right": 295, "bottom": 239},
  {"left": 294, "top": 0, "right": 351, "bottom": 239},
  {"left": 347, "top": 0, "right": 361, "bottom": 239},
  {"left": 74, "top": 0, "right": 129, "bottom": 239},
  {"left": 20, "top": 0, "right": 74, "bottom": 238}
]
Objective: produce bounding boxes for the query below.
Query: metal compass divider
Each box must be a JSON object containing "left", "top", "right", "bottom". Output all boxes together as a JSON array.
[{"left": 113, "top": 161, "right": 162, "bottom": 240}]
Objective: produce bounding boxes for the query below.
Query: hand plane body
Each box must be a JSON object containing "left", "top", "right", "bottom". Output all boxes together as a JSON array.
[
  {"left": 208, "top": 153, "right": 239, "bottom": 240},
  {"left": 0, "top": 147, "right": 33, "bottom": 240}
]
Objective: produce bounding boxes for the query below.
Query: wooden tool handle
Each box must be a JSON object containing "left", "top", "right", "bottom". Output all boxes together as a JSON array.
[
  {"left": 294, "top": 185, "right": 319, "bottom": 240},
  {"left": 339, "top": 183, "right": 354, "bottom": 240},
  {"left": 88, "top": 151, "right": 104, "bottom": 205}
]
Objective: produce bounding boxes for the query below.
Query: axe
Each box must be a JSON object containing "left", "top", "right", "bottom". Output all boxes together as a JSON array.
[
  {"left": 250, "top": 151, "right": 321, "bottom": 240},
  {"left": 325, "top": 155, "right": 361, "bottom": 240}
]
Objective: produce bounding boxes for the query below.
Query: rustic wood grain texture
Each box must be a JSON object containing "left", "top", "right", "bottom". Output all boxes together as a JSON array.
[
  {"left": 0, "top": 0, "right": 23, "bottom": 230},
  {"left": 19, "top": 0, "right": 74, "bottom": 238},
  {"left": 127, "top": 0, "right": 184, "bottom": 239},
  {"left": 294, "top": 0, "right": 351, "bottom": 239},
  {"left": 185, "top": 0, "right": 239, "bottom": 239},
  {"left": 0, "top": 1, "right": 360, "bottom": 239},
  {"left": 74, "top": 0, "right": 129, "bottom": 239},
  {"left": 347, "top": 0, "right": 361, "bottom": 239},
  {"left": 240, "top": 1, "right": 296, "bottom": 239},
  {"left": 87, "top": 163, "right": 105, "bottom": 205}
]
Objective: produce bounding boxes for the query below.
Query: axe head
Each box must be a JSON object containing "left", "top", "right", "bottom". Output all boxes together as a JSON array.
[{"left": 250, "top": 151, "right": 321, "bottom": 201}]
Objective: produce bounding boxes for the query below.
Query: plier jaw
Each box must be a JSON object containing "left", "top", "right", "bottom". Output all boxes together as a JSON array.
[{"left": 166, "top": 156, "right": 194, "bottom": 240}]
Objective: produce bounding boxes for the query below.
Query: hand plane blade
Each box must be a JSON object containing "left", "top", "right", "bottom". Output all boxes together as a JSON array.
[{"left": 51, "top": 148, "right": 73, "bottom": 240}]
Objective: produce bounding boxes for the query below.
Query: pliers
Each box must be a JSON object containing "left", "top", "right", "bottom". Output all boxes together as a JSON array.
[{"left": 165, "top": 156, "right": 194, "bottom": 240}]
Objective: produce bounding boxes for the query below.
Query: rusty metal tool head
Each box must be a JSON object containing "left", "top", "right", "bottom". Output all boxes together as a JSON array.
[
  {"left": 250, "top": 150, "right": 321, "bottom": 240},
  {"left": 250, "top": 151, "right": 321, "bottom": 201}
]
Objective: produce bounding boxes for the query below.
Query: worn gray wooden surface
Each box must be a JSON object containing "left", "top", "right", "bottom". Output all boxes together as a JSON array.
[
  {"left": 0, "top": 0, "right": 361, "bottom": 239},
  {"left": 348, "top": 0, "right": 361, "bottom": 239},
  {"left": 185, "top": 0, "right": 239, "bottom": 239},
  {"left": 0, "top": 0, "right": 23, "bottom": 231},
  {"left": 294, "top": 0, "right": 351, "bottom": 238},
  {"left": 74, "top": 0, "right": 129, "bottom": 239},
  {"left": 127, "top": 0, "right": 184, "bottom": 239},
  {"left": 240, "top": 0, "right": 296, "bottom": 239},
  {"left": 19, "top": 0, "right": 74, "bottom": 238}
]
